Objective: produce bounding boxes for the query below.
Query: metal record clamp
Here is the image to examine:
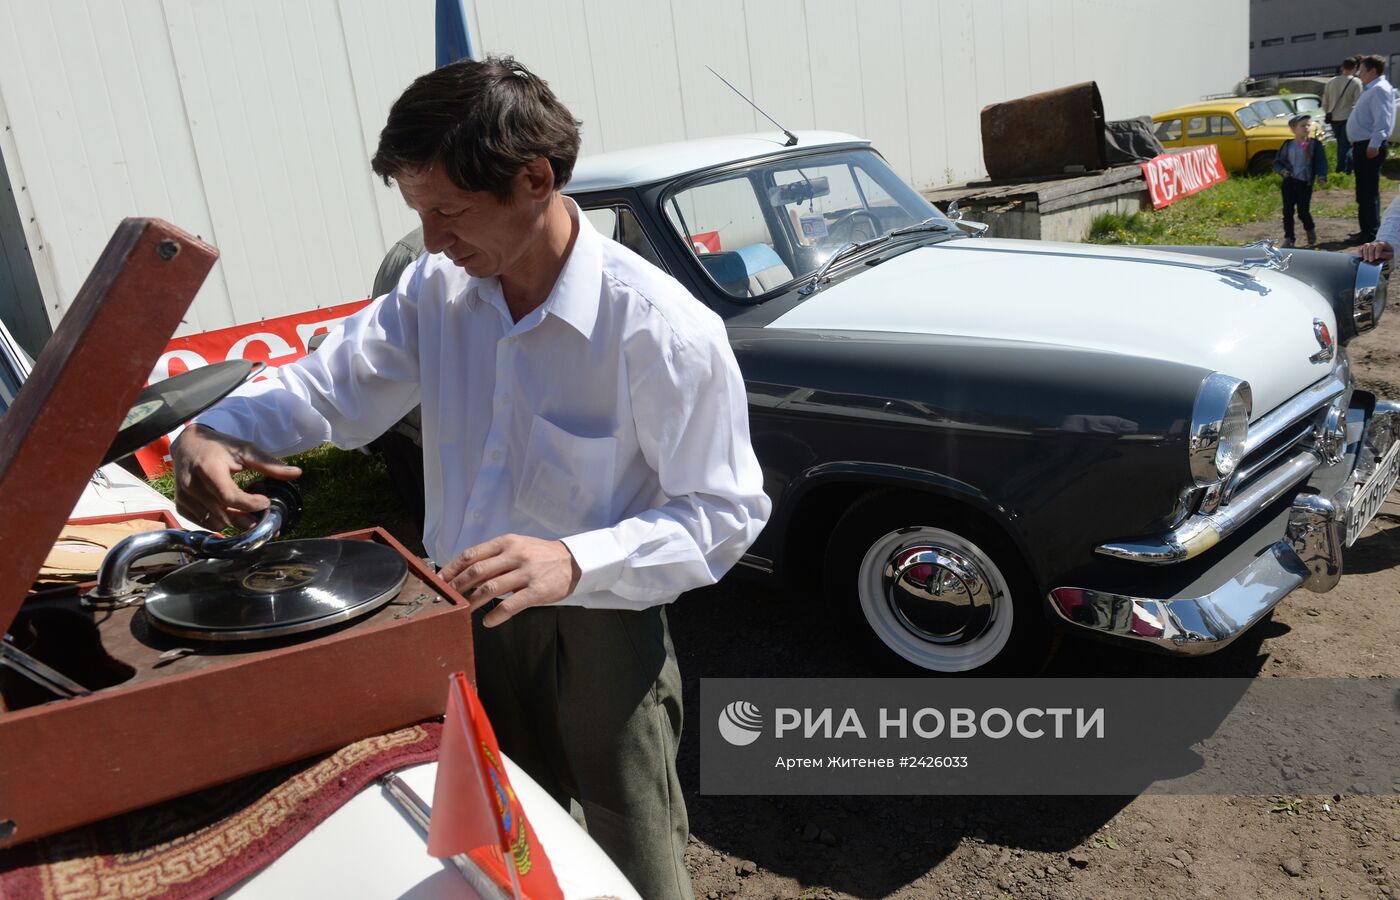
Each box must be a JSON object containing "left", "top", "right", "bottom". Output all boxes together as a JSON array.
[{"left": 83, "top": 479, "right": 304, "bottom": 607}]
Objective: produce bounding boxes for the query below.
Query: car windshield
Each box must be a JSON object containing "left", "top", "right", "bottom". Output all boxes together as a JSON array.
[
  {"left": 1266, "top": 99, "right": 1291, "bottom": 117},
  {"left": 0, "top": 326, "right": 27, "bottom": 417},
  {"left": 662, "top": 148, "right": 946, "bottom": 300},
  {"left": 1294, "top": 96, "right": 1321, "bottom": 112},
  {"left": 1236, "top": 107, "right": 1263, "bottom": 129}
]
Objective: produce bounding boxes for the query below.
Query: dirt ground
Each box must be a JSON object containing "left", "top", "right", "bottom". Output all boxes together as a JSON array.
[{"left": 670, "top": 181, "right": 1400, "bottom": 899}]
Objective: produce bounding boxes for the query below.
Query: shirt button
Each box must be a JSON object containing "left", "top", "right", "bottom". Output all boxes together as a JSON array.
[
  {"left": 490, "top": 450, "right": 502, "bottom": 462},
  {"left": 472, "top": 510, "right": 483, "bottom": 522}
]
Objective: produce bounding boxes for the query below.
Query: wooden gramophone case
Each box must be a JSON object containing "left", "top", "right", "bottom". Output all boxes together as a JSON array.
[{"left": 0, "top": 219, "right": 475, "bottom": 848}]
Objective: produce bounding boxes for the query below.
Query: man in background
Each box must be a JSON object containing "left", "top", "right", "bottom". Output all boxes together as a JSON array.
[
  {"left": 1347, "top": 54, "right": 1396, "bottom": 244},
  {"left": 1323, "top": 56, "right": 1362, "bottom": 174},
  {"left": 1358, "top": 194, "right": 1399, "bottom": 264}
]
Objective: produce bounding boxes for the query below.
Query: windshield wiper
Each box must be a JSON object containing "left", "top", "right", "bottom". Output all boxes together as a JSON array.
[
  {"left": 799, "top": 219, "right": 951, "bottom": 296},
  {"left": 800, "top": 241, "right": 863, "bottom": 295},
  {"left": 887, "top": 217, "right": 951, "bottom": 238}
]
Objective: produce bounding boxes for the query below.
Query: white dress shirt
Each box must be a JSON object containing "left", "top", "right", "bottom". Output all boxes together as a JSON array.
[
  {"left": 195, "top": 201, "right": 771, "bottom": 609},
  {"left": 1378, "top": 194, "right": 1400, "bottom": 251},
  {"left": 1346, "top": 77, "right": 1396, "bottom": 151}
]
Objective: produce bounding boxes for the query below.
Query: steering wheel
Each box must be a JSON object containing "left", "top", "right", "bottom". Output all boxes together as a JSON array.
[{"left": 828, "top": 209, "right": 882, "bottom": 243}]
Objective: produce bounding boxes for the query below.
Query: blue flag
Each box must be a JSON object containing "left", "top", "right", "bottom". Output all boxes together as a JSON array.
[{"left": 435, "top": 0, "right": 475, "bottom": 68}]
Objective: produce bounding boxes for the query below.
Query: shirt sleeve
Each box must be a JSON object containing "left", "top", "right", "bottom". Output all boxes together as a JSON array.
[
  {"left": 1378, "top": 194, "right": 1400, "bottom": 251},
  {"left": 192, "top": 260, "right": 424, "bottom": 456},
  {"left": 560, "top": 313, "right": 771, "bottom": 607}
]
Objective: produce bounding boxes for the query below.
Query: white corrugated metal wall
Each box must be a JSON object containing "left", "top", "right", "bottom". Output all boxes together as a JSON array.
[
  {"left": 0, "top": 0, "right": 1246, "bottom": 337},
  {"left": 0, "top": 0, "right": 430, "bottom": 337}
]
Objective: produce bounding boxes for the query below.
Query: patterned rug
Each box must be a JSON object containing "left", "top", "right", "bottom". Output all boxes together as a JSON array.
[{"left": 0, "top": 722, "right": 442, "bottom": 900}]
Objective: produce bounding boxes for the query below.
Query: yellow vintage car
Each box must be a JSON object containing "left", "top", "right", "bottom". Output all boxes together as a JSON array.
[{"left": 1151, "top": 100, "right": 1297, "bottom": 175}]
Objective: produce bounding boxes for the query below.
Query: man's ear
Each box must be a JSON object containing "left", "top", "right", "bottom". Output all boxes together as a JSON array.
[{"left": 518, "top": 156, "right": 556, "bottom": 202}]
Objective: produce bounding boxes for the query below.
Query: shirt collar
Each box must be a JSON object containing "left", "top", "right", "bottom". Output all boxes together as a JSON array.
[{"left": 468, "top": 197, "right": 602, "bottom": 340}]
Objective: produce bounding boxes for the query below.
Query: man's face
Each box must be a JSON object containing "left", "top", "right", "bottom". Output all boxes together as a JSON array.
[
  {"left": 1359, "top": 65, "right": 1378, "bottom": 85},
  {"left": 396, "top": 163, "right": 548, "bottom": 280}
]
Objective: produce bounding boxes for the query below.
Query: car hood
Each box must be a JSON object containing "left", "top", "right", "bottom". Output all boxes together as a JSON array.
[{"left": 765, "top": 238, "right": 1337, "bottom": 419}]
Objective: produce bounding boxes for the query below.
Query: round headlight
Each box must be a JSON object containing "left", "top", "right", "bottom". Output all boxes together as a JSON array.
[{"left": 1189, "top": 375, "right": 1252, "bottom": 486}]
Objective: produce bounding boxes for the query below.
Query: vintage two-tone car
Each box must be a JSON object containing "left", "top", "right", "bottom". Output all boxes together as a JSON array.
[{"left": 375, "top": 131, "right": 1394, "bottom": 676}]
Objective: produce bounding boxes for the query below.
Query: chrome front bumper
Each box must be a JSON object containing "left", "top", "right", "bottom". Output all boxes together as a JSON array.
[{"left": 1048, "top": 397, "right": 1400, "bottom": 653}]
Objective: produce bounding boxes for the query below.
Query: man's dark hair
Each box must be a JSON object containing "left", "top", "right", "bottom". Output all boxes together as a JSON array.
[
  {"left": 371, "top": 56, "right": 582, "bottom": 199},
  {"left": 1342, "top": 56, "right": 1359, "bottom": 70},
  {"left": 1359, "top": 54, "right": 1385, "bottom": 76}
]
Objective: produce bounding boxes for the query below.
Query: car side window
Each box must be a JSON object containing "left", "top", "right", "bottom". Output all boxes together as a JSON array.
[
  {"left": 1186, "top": 116, "right": 1209, "bottom": 138},
  {"left": 582, "top": 204, "right": 668, "bottom": 272},
  {"left": 1210, "top": 116, "right": 1238, "bottom": 136},
  {"left": 1155, "top": 119, "right": 1183, "bottom": 141}
]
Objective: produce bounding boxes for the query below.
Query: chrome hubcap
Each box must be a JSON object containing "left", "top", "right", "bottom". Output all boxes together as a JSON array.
[
  {"left": 857, "top": 527, "right": 1012, "bottom": 672},
  {"left": 883, "top": 546, "right": 992, "bottom": 644}
]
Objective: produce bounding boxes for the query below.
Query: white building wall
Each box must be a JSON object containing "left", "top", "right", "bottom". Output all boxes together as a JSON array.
[
  {"left": 0, "top": 0, "right": 431, "bottom": 336},
  {"left": 0, "top": 0, "right": 1246, "bottom": 335}
]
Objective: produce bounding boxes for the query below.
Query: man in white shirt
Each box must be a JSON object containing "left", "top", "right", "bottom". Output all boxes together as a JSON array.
[
  {"left": 1347, "top": 54, "right": 1396, "bottom": 243},
  {"left": 172, "top": 56, "right": 769, "bottom": 900},
  {"left": 1358, "top": 194, "right": 1400, "bottom": 263},
  {"left": 1323, "top": 56, "right": 1363, "bottom": 173}
]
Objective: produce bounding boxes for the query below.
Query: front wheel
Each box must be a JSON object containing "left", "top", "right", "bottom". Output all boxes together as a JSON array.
[{"left": 824, "top": 493, "right": 1057, "bottom": 674}]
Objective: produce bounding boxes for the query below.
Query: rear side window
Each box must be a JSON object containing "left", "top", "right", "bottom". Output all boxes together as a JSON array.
[
  {"left": 583, "top": 204, "right": 668, "bottom": 272},
  {"left": 1209, "top": 116, "right": 1238, "bottom": 136},
  {"left": 1155, "top": 118, "right": 1183, "bottom": 141}
]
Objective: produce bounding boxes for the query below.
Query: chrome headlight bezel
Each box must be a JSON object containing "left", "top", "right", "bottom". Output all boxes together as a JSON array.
[
  {"left": 1189, "top": 374, "right": 1252, "bottom": 486},
  {"left": 1353, "top": 260, "right": 1387, "bottom": 335}
]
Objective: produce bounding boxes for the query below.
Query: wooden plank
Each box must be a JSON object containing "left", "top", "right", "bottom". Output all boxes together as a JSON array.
[
  {"left": 1033, "top": 165, "right": 1146, "bottom": 203},
  {"left": 0, "top": 219, "right": 217, "bottom": 634},
  {"left": 1039, "top": 180, "right": 1149, "bottom": 213}
]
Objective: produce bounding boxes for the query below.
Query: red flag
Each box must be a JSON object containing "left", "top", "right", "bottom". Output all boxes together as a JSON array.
[{"left": 428, "top": 672, "right": 564, "bottom": 900}]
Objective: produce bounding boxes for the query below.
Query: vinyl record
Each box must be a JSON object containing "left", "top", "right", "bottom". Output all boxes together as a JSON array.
[
  {"left": 102, "top": 360, "right": 258, "bottom": 465},
  {"left": 143, "top": 539, "right": 409, "bottom": 641}
]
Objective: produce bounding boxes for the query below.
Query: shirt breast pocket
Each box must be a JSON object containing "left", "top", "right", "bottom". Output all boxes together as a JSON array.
[{"left": 515, "top": 414, "right": 619, "bottom": 536}]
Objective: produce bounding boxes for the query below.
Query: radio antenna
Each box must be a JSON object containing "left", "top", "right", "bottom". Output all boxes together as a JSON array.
[{"left": 706, "top": 65, "right": 798, "bottom": 146}]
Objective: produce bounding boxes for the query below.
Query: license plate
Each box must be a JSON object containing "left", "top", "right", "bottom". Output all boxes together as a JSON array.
[{"left": 1346, "top": 441, "right": 1400, "bottom": 545}]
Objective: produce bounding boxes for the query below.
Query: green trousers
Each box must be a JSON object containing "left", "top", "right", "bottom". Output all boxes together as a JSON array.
[{"left": 472, "top": 603, "right": 694, "bottom": 900}]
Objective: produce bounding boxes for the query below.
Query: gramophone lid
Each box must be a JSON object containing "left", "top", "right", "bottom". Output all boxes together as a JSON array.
[{"left": 0, "top": 219, "right": 219, "bottom": 634}]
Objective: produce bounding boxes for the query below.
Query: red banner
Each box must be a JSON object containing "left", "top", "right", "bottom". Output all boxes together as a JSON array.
[
  {"left": 132, "top": 299, "right": 371, "bottom": 475},
  {"left": 1141, "top": 145, "right": 1229, "bottom": 209}
]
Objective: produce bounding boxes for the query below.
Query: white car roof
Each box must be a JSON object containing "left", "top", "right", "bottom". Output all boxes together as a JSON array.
[{"left": 566, "top": 130, "right": 870, "bottom": 193}]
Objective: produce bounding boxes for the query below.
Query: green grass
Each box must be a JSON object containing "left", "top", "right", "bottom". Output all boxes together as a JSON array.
[
  {"left": 1086, "top": 141, "right": 1358, "bottom": 247},
  {"left": 148, "top": 443, "right": 414, "bottom": 544}
]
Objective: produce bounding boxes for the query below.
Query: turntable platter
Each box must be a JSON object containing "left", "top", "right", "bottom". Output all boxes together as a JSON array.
[{"left": 143, "top": 539, "right": 409, "bottom": 641}]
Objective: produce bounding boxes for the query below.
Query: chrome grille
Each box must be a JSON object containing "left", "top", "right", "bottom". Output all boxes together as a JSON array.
[
  {"left": 1205, "top": 368, "right": 1349, "bottom": 513},
  {"left": 1223, "top": 416, "right": 1319, "bottom": 502}
]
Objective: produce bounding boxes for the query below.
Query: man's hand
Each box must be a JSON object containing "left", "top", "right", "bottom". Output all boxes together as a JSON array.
[
  {"left": 440, "top": 534, "right": 582, "bottom": 627},
  {"left": 1359, "top": 239, "right": 1394, "bottom": 264},
  {"left": 171, "top": 424, "right": 301, "bottom": 531},
  {"left": 1368, "top": 146, "right": 1380, "bottom": 159}
]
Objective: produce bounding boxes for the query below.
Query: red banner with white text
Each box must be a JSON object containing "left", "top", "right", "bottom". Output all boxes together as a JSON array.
[
  {"left": 132, "top": 299, "right": 372, "bottom": 476},
  {"left": 1141, "top": 145, "right": 1229, "bottom": 209}
]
